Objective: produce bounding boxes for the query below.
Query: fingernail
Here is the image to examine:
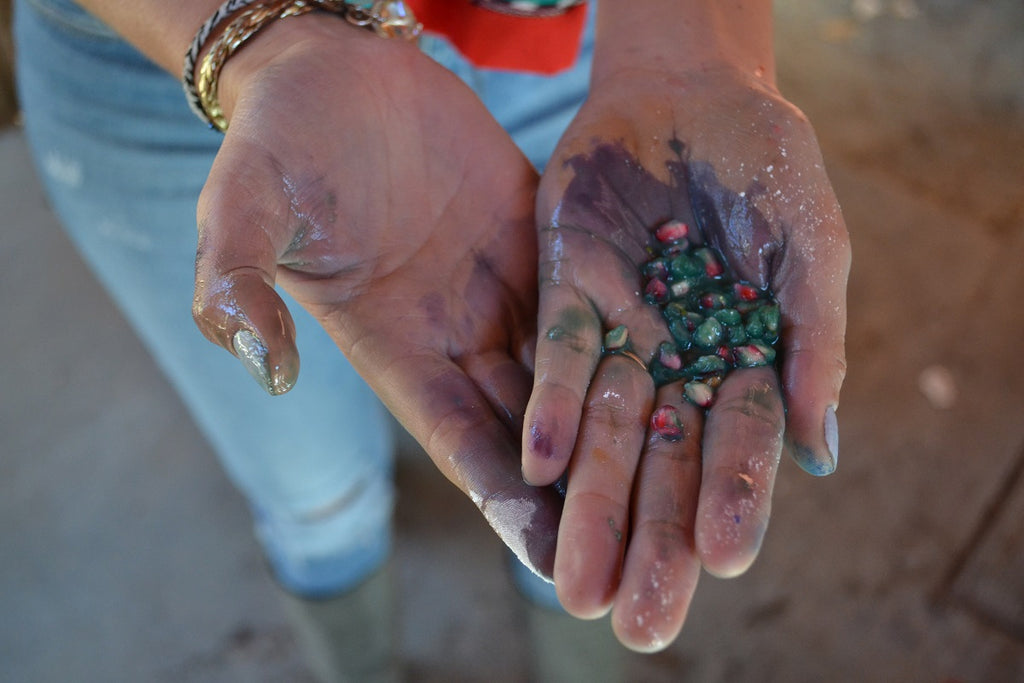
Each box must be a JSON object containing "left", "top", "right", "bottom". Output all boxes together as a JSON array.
[
  {"left": 824, "top": 405, "right": 839, "bottom": 471},
  {"left": 521, "top": 466, "right": 538, "bottom": 488},
  {"left": 233, "top": 329, "right": 276, "bottom": 395}
]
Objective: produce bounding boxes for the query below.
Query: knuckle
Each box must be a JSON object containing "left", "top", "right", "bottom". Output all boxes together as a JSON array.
[{"left": 711, "top": 388, "right": 784, "bottom": 441}]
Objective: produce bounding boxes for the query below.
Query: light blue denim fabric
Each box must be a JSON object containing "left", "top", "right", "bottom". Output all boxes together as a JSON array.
[{"left": 14, "top": 0, "right": 591, "bottom": 602}]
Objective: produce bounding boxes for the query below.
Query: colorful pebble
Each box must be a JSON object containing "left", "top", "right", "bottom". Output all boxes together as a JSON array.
[
  {"left": 700, "top": 292, "right": 729, "bottom": 310},
  {"left": 642, "top": 258, "right": 669, "bottom": 280},
  {"left": 686, "top": 354, "right": 728, "bottom": 376},
  {"left": 668, "top": 317, "right": 691, "bottom": 347},
  {"left": 642, "top": 218, "right": 782, "bottom": 407},
  {"left": 734, "top": 344, "right": 769, "bottom": 367},
  {"left": 655, "top": 220, "right": 690, "bottom": 244},
  {"left": 644, "top": 278, "right": 669, "bottom": 304},
  {"left": 712, "top": 308, "right": 741, "bottom": 326},
  {"left": 693, "top": 318, "right": 723, "bottom": 349},
  {"left": 684, "top": 381, "right": 715, "bottom": 408},
  {"left": 670, "top": 280, "right": 692, "bottom": 298},
  {"left": 734, "top": 283, "right": 761, "bottom": 302},
  {"left": 695, "top": 248, "right": 724, "bottom": 278},
  {"left": 670, "top": 254, "right": 704, "bottom": 280},
  {"left": 603, "top": 324, "right": 629, "bottom": 351},
  {"left": 651, "top": 405, "right": 685, "bottom": 440},
  {"left": 657, "top": 341, "right": 683, "bottom": 370},
  {"left": 760, "top": 304, "right": 781, "bottom": 335}
]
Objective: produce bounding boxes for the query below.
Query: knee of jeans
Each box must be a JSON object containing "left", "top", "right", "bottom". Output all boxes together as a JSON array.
[{"left": 255, "top": 470, "right": 396, "bottom": 599}]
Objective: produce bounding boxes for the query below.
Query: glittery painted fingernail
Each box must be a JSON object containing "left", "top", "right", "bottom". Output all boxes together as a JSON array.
[
  {"left": 824, "top": 405, "right": 839, "bottom": 471},
  {"left": 232, "top": 329, "right": 275, "bottom": 395}
]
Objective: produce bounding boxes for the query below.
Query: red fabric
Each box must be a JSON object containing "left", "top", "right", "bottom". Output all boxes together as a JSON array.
[{"left": 405, "top": 0, "right": 588, "bottom": 75}]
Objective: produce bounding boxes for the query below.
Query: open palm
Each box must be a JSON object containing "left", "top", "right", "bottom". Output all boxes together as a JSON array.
[
  {"left": 525, "top": 67, "right": 851, "bottom": 649},
  {"left": 191, "top": 20, "right": 561, "bottom": 577}
]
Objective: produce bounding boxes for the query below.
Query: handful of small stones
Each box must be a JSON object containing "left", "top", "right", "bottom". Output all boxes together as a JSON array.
[{"left": 602, "top": 219, "right": 781, "bottom": 439}]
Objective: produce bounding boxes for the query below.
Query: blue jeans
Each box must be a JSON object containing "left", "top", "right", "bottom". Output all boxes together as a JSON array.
[{"left": 14, "top": 0, "right": 591, "bottom": 603}]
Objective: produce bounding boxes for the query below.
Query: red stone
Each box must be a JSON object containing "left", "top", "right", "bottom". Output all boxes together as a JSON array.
[
  {"left": 651, "top": 405, "right": 685, "bottom": 440},
  {"left": 655, "top": 220, "right": 690, "bottom": 244},
  {"left": 645, "top": 278, "right": 669, "bottom": 302},
  {"left": 734, "top": 283, "right": 761, "bottom": 301}
]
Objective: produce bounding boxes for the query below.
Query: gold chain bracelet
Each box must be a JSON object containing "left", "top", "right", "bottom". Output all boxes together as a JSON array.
[{"left": 193, "top": 0, "right": 421, "bottom": 132}]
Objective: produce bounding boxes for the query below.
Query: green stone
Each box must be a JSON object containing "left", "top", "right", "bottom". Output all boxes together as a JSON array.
[
  {"left": 650, "top": 360, "right": 684, "bottom": 387},
  {"left": 753, "top": 343, "right": 777, "bottom": 364},
  {"left": 745, "top": 312, "right": 765, "bottom": 339},
  {"left": 642, "top": 231, "right": 783, "bottom": 389},
  {"left": 642, "top": 258, "right": 669, "bottom": 280},
  {"left": 668, "top": 318, "right": 692, "bottom": 347},
  {"left": 701, "top": 292, "right": 730, "bottom": 310},
  {"left": 734, "top": 345, "right": 769, "bottom": 367},
  {"left": 670, "top": 254, "right": 704, "bottom": 280},
  {"left": 726, "top": 324, "right": 748, "bottom": 345},
  {"left": 663, "top": 301, "right": 688, "bottom": 321},
  {"left": 693, "top": 317, "right": 723, "bottom": 349},
  {"left": 686, "top": 354, "right": 727, "bottom": 376},
  {"left": 603, "top": 324, "right": 629, "bottom": 351},
  {"left": 713, "top": 308, "right": 742, "bottom": 326},
  {"left": 760, "top": 304, "right": 781, "bottom": 336}
]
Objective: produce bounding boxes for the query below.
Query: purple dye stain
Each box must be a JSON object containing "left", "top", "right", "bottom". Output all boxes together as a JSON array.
[
  {"left": 529, "top": 424, "right": 555, "bottom": 460},
  {"left": 554, "top": 140, "right": 783, "bottom": 407}
]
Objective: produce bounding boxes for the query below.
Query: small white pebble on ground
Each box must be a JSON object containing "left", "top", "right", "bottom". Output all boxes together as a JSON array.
[{"left": 918, "top": 364, "right": 957, "bottom": 410}]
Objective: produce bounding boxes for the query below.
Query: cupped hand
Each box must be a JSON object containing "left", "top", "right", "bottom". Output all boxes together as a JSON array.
[
  {"left": 524, "top": 66, "right": 850, "bottom": 649},
  {"left": 189, "top": 16, "right": 561, "bottom": 577}
]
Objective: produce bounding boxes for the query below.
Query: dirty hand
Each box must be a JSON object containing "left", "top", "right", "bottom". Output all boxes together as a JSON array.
[
  {"left": 190, "top": 17, "right": 562, "bottom": 577},
  {"left": 523, "top": 66, "right": 850, "bottom": 649}
]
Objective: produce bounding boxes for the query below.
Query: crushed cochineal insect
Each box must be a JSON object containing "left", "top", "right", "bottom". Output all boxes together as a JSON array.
[
  {"left": 643, "top": 219, "right": 780, "bottom": 407},
  {"left": 651, "top": 404, "right": 685, "bottom": 441}
]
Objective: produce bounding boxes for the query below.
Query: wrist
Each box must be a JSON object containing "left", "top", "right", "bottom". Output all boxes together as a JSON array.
[
  {"left": 591, "top": 0, "right": 776, "bottom": 89},
  {"left": 213, "top": 13, "right": 353, "bottom": 124},
  {"left": 194, "top": 2, "right": 419, "bottom": 130}
]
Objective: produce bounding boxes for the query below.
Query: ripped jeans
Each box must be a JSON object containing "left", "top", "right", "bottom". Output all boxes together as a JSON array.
[{"left": 13, "top": 0, "right": 591, "bottom": 601}]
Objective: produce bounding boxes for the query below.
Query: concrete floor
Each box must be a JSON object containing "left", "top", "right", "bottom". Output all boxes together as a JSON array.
[{"left": 3, "top": 1, "right": 1024, "bottom": 681}]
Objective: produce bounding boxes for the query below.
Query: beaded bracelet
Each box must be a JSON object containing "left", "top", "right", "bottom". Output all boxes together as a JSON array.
[{"left": 184, "top": 0, "right": 421, "bottom": 131}]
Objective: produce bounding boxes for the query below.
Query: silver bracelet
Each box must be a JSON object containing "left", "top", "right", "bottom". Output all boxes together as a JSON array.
[{"left": 183, "top": 0, "right": 263, "bottom": 126}]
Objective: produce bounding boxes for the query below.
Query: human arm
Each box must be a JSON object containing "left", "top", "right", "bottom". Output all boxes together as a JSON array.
[
  {"left": 72, "top": 2, "right": 564, "bottom": 576},
  {"left": 524, "top": 0, "right": 850, "bottom": 648}
]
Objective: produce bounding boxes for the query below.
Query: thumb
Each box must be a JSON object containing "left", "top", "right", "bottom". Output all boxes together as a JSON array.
[{"left": 192, "top": 140, "right": 300, "bottom": 395}]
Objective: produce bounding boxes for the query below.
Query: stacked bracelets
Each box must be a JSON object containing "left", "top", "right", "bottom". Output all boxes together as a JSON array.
[{"left": 183, "top": 0, "right": 422, "bottom": 131}]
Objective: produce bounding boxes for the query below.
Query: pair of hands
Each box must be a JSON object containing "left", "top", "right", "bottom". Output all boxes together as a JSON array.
[{"left": 190, "top": 17, "right": 849, "bottom": 651}]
